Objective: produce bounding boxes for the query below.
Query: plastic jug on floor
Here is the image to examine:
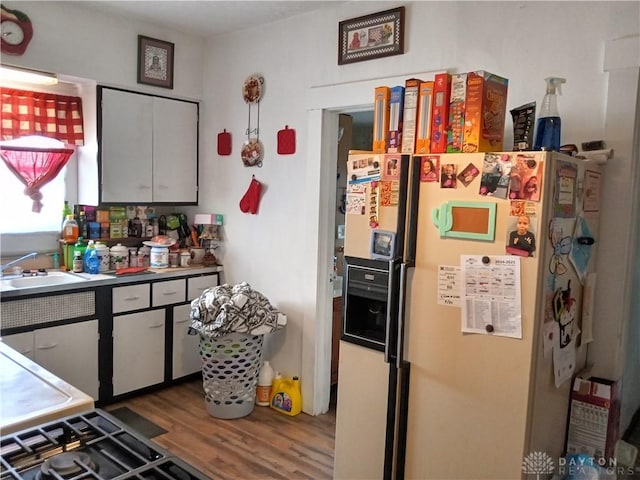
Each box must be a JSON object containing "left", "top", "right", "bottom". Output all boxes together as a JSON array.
[{"left": 270, "top": 375, "right": 301, "bottom": 416}]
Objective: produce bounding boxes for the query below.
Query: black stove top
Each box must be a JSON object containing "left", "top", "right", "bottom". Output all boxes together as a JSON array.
[{"left": 0, "top": 409, "right": 210, "bottom": 480}]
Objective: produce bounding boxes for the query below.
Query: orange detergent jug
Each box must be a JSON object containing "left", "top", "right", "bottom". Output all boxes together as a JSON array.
[{"left": 270, "top": 375, "right": 301, "bottom": 416}]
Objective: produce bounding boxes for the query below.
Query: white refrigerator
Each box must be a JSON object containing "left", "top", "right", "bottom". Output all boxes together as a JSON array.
[{"left": 334, "top": 151, "right": 604, "bottom": 479}]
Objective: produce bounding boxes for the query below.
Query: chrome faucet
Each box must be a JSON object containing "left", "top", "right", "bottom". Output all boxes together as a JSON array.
[{"left": 0, "top": 252, "right": 38, "bottom": 273}]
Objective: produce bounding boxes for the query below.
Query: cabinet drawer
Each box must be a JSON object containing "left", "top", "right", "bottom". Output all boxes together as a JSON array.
[
  {"left": 152, "top": 279, "right": 186, "bottom": 307},
  {"left": 187, "top": 274, "right": 219, "bottom": 300},
  {"left": 113, "top": 284, "right": 150, "bottom": 313}
]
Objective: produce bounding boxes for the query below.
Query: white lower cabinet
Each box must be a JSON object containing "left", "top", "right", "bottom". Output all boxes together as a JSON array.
[
  {"left": 2, "top": 332, "right": 34, "bottom": 359},
  {"left": 113, "top": 310, "right": 165, "bottom": 396},
  {"left": 2, "top": 321, "right": 99, "bottom": 400},
  {"left": 172, "top": 304, "right": 201, "bottom": 379}
]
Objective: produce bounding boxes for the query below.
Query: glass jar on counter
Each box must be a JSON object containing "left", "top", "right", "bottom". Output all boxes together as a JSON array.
[
  {"left": 138, "top": 245, "right": 151, "bottom": 267},
  {"left": 128, "top": 247, "right": 138, "bottom": 267}
]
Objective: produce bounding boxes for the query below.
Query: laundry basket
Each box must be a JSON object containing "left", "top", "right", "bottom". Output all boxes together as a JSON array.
[{"left": 200, "top": 331, "right": 264, "bottom": 419}]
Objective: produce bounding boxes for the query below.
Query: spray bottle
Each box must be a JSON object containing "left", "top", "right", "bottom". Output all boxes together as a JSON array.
[{"left": 533, "top": 77, "right": 566, "bottom": 152}]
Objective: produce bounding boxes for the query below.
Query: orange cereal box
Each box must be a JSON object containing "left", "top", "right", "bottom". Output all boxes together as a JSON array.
[{"left": 463, "top": 71, "right": 508, "bottom": 153}]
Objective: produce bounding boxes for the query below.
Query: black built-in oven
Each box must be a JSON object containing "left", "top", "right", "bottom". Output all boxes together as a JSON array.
[{"left": 342, "top": 256, "right": 401, "bottom": 355}]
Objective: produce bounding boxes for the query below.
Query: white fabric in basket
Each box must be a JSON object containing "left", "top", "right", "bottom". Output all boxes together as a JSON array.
[{"left": 189, "top": 282, "right": 286, "bottom": 337}]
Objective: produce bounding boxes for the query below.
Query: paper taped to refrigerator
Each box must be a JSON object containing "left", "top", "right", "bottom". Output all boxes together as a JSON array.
[
  {"left": 437, "top": 265, "right": 461, "bottom": 307},
  {"left": 460, "top": 255, "right": 522, "bottom": 338}
]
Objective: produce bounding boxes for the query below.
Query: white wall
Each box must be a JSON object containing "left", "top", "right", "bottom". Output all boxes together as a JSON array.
[
  {"left": 8, "top": 1, "right": 639, "bottom": 419},
  {"left": 7, "top": 2, "right": 205, "bottom": 100}
]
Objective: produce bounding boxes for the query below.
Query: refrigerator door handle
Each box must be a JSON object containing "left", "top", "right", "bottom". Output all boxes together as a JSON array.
[
  {"left": 384, "top": 260, "right": 395, "bottom": 363},
  {"left": 396, "top": 262, "right": 407, "bottom": 368}
]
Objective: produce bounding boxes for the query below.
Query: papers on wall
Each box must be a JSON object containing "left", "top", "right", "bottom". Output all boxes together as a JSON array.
[
  {"left": 460, "top": 255, "right": 522, "bottom": 339},
  {"left": 554, "top": 337, "right": 577, "bottom": 388}
]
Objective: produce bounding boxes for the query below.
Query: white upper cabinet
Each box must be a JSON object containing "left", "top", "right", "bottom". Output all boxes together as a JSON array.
[
  {"left": 152, "top": 97, "right": 198, "bottom": 203},
  {"left": 100, "top": 88, "right": 153, "bottom": 203},
  {"left": 99, "top": 87, "right": 198, "bottom": 204}
]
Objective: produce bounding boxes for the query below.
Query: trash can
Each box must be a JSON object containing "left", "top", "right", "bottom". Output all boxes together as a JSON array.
[{"left": 200, "top": 331, "right": 264, "bottom": 419}]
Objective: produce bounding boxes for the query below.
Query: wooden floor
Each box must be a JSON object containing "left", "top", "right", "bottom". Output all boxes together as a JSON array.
[{"left": 106, "top": 379, "right": 337, "bottom": 479}]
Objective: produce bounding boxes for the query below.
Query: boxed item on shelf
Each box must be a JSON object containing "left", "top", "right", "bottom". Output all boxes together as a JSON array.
[
  {"left": 415, "top": 81, "right": 434, "bottom": 154},
  {"left": 430, "top": 72, "right": 451, "bottom": 154},
  {"left": 387, "top": 85, "right": 404, "bottom": 153},
  {"left": 565, "top": 377, "right": 620, "bottom": 462},
  {"left": 373, "top": 86, "right": 390, "bottom": 154},
  {"left": 463, "top": 70, "right": 508, "bottom": 153},
  {"left": 447, "top": 73, "right": 467, "bottom": 153},
  {"left": 400, "top": 78, "right": 423, "bottom": 154}
]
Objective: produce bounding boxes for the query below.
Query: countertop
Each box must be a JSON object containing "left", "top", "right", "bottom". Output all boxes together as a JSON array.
[
  {"left": 0, "top": 341, "right": 95, "bottom": 435},
  {"left": 0, "top": 265, "right": 223, "bottom": 299}
]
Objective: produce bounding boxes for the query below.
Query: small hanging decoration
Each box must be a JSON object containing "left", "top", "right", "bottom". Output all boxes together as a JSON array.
[
  {"left": 239, "top": 175, "right": 263, "bottom": 215},
  {"left": 277, "top": 125, "right": 296, "bottom": 155},
  {"left": 217, "top": 129, "right": 231, "bottom": 156},
  {"left": 241, "top": 74, "right": 265, "bottom": 167}
]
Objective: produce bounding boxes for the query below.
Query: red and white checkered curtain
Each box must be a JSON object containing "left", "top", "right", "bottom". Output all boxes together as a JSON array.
[{"left": 0, "top": 88, "right": 84, "bottom": 146}]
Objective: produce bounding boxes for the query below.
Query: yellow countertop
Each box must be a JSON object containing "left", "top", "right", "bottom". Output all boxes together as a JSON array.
[{"left": 0, "top": 341, "right": 94, "bottom": 435}]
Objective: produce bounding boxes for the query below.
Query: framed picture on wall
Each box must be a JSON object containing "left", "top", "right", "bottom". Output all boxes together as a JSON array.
[
  {"left": 338, "top": 7, "right": 405, "bottom": 65},
  {"left": 137, "top": 35, "right": 174, "bottom": 89}
]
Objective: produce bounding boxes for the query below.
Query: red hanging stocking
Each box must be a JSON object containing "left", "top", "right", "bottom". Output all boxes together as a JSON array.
[{"left": 239, "top": 176, "right": 263, "bottom": 214}]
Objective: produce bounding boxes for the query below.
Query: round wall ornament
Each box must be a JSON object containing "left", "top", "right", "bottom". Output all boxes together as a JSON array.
[{"left": 243, "top": 75, "right": 264, "bottom": 103}]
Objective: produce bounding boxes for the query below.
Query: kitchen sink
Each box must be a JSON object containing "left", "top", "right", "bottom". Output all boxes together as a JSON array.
[{"left": 0, "top": 271, "right": 87, "bottom": 291}]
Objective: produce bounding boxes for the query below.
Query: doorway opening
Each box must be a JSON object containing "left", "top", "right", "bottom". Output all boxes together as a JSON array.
[
  {"left": 305, "top": 69, "right": 437, "bottom": 416},
  {"left": 330, "top": 111, "right": 373, "bottom": 408}
]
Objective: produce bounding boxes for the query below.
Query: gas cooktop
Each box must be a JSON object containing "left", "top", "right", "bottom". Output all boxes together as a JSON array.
[{"left": 0, "top": 409, "right": 209, "bottom": 480}]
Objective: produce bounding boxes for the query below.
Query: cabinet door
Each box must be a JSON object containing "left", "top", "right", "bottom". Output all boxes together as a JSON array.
[
  {"left": 172, "top": 304, "right": 201, "bottom": 379},
  {"left": 152, "top": 97, "right": 198, "bottom": 203},
  {"left": 34, "top": 321, "right": 99, "bottom": 400},
  {"left": 2, "top": 332, "right": 34, "bottom": 359},
  {"left": 101, "top": 88, "right": 153, "bottom": 203},
  {"left": 113, "top": 310, "right": 165, "bottom": 396}
]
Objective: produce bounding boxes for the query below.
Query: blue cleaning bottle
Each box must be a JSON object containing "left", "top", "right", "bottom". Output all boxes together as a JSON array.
[
  {"left": 533, "top": 77, "right": 566, "bottom": 152},
  {"left": 84, "top": 240, "right": 100, "bottom": 274}
]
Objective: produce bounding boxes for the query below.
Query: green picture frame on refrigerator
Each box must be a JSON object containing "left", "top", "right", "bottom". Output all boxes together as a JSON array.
[{"left": 431, "top": 200, "right": 497, "bottom": 241}]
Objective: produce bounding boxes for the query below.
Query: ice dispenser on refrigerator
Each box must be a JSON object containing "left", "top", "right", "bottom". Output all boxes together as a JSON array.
[{"left": 342, "top": 257, "right": 396, "bottom": 352}]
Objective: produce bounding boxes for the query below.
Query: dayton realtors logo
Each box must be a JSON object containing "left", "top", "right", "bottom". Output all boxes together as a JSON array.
[
  {"left": 522, "top": 451, "right": 555, "bottom": 479},
  {"left": 523, "top": 451, "right": 638, "bottom": 478}
]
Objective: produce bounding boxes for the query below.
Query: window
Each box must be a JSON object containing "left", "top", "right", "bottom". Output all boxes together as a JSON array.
[
  {"left": 0, "top": 135, "right": 75, "bottom": 234},
  {"left": 0, "top": 77, "right": 94, "bottom": 255}
]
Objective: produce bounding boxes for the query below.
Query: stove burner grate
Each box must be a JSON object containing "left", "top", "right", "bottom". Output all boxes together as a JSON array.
[
  {"left": 37, "top": 451, "right": 97, "bottom": 479},
  {"left": 1, "top": 410, "right": 210, "bottom": 480}
]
